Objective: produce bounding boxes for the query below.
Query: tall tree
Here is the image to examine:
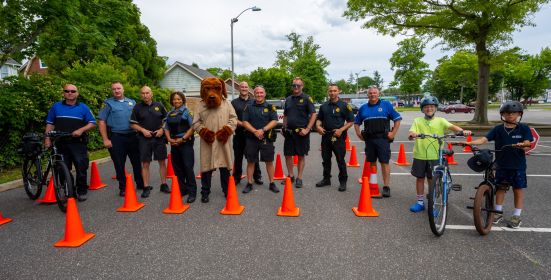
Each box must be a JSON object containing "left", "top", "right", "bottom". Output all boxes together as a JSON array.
[
  {"left": 333, "top": 79, "right": 354, "bottom": 95},
  {"left": 372, "top": 70, "right": 384, "bottom": 89},
  {"left": 389, "top": 38, "right": 429, "bottom": 95},
  {"left": 344, "top": 0, "right": 549, "bottom": 124},
  {"left": 502, "top": 47, "right": 551, "bottom": 102},
  {"left": 431, "top": 51, "right": 478, "bottom": 103},
  {"left": 249, "top": 67, "right": 293, "bottom": 99}
]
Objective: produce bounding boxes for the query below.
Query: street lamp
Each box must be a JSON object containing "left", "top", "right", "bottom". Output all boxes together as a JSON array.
[
  {"left": 231, "top": 6, "right": 261, "bottom": 100},
  {"left": 355, "top": 69, "right": 366, "bottom": 97}
]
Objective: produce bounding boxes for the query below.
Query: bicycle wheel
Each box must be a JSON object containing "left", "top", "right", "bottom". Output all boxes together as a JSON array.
[
  {"left": 21, "top": 157, "right": 43, "bottom": 200},
  {"left": 473, "top": 184, "right": 494, "bottom": 235},
  {"left": 53, "top": 161, "right": 74, "bottom": 212},
  {"left": 428, "top": 173, "right": 448, "bottom": 236}
]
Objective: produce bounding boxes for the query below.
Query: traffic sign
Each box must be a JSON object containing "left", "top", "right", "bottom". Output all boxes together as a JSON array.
[{"left": 526, "top": 127, "right": 540, "bottom": 155}]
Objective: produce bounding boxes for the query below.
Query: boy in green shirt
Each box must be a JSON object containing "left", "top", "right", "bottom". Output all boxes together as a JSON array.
[{"left": 408, "top": 95, "right": 471, "bottom": 212}]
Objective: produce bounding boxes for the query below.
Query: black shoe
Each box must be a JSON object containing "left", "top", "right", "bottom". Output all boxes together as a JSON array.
[
  {"left": 338, "top": 182, "right": 347, "bottom": 192},
  {"left": 187, "top": 196, "right": 196, "bottom": 203},
  {"left": 201, "top": 195, "right": 209, "bottom": 203},
  {"left": 269, "top": 182, "right": 280, "bottom": 193},
  {"left": 315, "top": 178, "right": 331, "bottom": 188},
  {"left": 160, "top": 183, "right": 170, "bottom": 193},
  {"left": 119, "top": 190, "right": 125, "bottom": 197},
  {"left": 254, "top": 178, "right": 264, "bottom": 185},
  {"left": 141, "top": 186, "right": 152, "bottom": 198},
  {"left": 295, "top": 178, "right": 303, "bottom": 188},
  {"left": 77, "top": 193, "right": 87, "bottom": 202},
  {"left": 281, "top": 176, "right": 295, "bottom": 185},
  {"left": 382, "top": 186, "right": 391, "bottom": 197},
  {"left": 242, "top": 183, "right": 253, "bottom": 194}
]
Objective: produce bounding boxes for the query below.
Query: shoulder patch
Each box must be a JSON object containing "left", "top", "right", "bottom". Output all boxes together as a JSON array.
[
  {"left": 347, "top": 104, "right": 352, "bottom": 111},
  {"left": 309, "top": 97, "right": 314, "bottom": 103},
  {"left": 272, "top": 105, "right": 277, "bottom": 112}
]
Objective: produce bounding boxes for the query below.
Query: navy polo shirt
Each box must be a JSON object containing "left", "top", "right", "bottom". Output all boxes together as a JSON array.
[
  {"left": 130, "top": 101, "right": 167, "bottom": 131},
  {"left": 243, "top": 101, "right": 278, "bottom": 130},
  {"left": 284, "top": 93, "right": 316, "bottom": 128},
  {"left": 46, "top": 100, "right": 96, "bottom": 133},
  {"left": 486, "top": 123, "right": 533, "bottom": 170},
  {"left": 98, "top": 97, "right": 136, "bottom": 133},
  {"left": 317, "top": 99, "right": 354, "bottom": 131},
  {"left": 354, "top": 100, "right": 402, "bottom": 125}
]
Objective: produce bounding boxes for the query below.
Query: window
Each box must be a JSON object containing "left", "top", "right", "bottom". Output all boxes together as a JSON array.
[
  {"left": 39, "top": 59, "right": 47, "bottom": 69},
  {"left": 0, "top": 66, "right": 8, "bottom": 79}
]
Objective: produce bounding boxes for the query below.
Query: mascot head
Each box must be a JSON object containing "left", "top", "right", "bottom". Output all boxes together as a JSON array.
[{"left": 201, "top": 77, "right": 227, "bottom": 108}]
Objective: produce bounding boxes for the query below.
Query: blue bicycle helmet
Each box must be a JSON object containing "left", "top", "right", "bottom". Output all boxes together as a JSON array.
[{"left": 420, "top": 95, "right": 439, "bottom": 111}]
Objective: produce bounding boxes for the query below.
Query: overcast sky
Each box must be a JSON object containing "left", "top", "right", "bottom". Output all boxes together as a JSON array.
[{"left": 133, "top": 0, "right": 551, "bottom": 88}]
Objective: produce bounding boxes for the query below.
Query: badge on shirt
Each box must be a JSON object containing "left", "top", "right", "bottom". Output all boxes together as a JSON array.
[
  {"left": 299, "top": 99, "right": 304, "bottom": 104},
  {"left": 272, "top": 105, "right": 277, "bottom": 111},
  {"left": 128, "top": 102, "right": 134, "bottom": 106},
  {"left": 154, "top": 107, "right": 160, "bottom": 111},
  {"left": 309, "top": 97, "right": 314, "bottom": 103},
  {"left": 264, "top": 108, "right": 268, "bottom": 113},
  {"left": 378, "top": 107, "right": 383, "bottom": 112},
  {"left": 335, "top": 107, "right": 340, "bottom": 113},
  {"left": 170, "top": 113, "right": 177, "bottom": 117}
]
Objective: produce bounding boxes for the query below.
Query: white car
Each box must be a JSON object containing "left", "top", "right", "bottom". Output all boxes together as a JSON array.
[{"left": 266, "top": 100, "right": 285, "bottom": 129}]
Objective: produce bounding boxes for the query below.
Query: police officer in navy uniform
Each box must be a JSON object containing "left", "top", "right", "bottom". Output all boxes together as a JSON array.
[
  {"left": 282, "top": 77, "right": 317, "bottom": 188},
  {"left": 241, "top": 85, "right": 280, "bottom": 194},
  {"left": 44, "top": 84, "right": 96, "bottom": 201},
  {"left": 315, "top": 84, "right": 354, "bottom": 192},
  {"left": 231, "top": 81, "right": 262, "bottom": 185},
  {"left": 164, "top": 91, "right": 197, "bottom": 203},
  {"left": 354, "top": 86, "right": 402, "bottom": 197},
  {"left": 98, "top": 81, "right": 145, "bottom": 197}
]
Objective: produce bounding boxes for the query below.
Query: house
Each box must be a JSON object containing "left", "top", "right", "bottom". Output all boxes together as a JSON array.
[
  {"left": 1, "top": 58, "right": 22, "bottom": 80},
  {"left": 19, "top": 56, "right": 48, "bottom": 77},
  {"left": 224, "top": 78, "right": 254, "bottom": 99},
  {"left": 159, "top": 62, "right": 217, "bottom": 97}
]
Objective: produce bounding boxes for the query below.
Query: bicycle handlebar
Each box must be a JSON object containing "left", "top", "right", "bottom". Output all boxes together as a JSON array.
[{"left": 414, "top": 131, "right": 469, "bottom": 140}]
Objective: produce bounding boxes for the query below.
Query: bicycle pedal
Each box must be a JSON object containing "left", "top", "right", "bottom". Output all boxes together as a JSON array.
[
  {"left": 451, "top": 184, "right": 462, "bottom": 191},
  {"left": 466, "top": 206, "right": 474, "bottom": 210}
]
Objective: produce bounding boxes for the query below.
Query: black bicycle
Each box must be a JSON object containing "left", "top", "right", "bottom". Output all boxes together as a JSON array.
[{"left": 20, "top": 131, "right": 75, "bottom": 212}]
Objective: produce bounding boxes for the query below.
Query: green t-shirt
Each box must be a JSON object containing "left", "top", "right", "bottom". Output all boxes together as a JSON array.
[{"left": 409, "top": 116, "right": 453, "bottom": 160}]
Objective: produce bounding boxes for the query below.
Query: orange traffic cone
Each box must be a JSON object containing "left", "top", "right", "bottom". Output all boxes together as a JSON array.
[
  {"left": 277, "top": 177, "right": 300, "bottom": 217},
  {"left": 347, "top": 145, "right": 360, "bottom": 167},
  {"left": 345, "top": 135, "right": 352, "bottom": 152},
  {"left": 37, "top": 176, "right": 56, "bottom": 204},
  {"left": 166, "top": 154, "right": 175, "bottom": 178},
  {"left": 0, "top": 212, "right": 12, "bottom": 225},
  {"left": 117, "top": 174, "right": 145, "bottom": 212},
  {"left": 358, "top": 160, "right": 371, "bottom": 184},
  {"left": 220, "top": 176, "right": 245, "bottom": 215},
  {"left": 196, "top": 172, "right": 202, "bottom": 179},
  {"left": 163, "top": 176, "right": 189, "bottom": 214},
  {"left": 89, "top": 162, "right": 107, "bottom": 190},
  {"left": 352, "top": 177, "right": 379, "bottom": 217},
  {"left": 369, "top": 165, "right": 382, "bottom": 198},
  {"left": 293, "top": 155, "right": 298, "bottom": 166},
  {"left": 54, "top": 198, "right": 95, "bottom": 247},
  {"left": 447, "top": 143, "right": 458, "bottom": 165},
  {"left": 463, "top": 135, "right": 473, "bottom": 152},
  {"left": 395, "top": 143, "right": 411, "bottom": 166},
  {"left": 112, "top": 169, "right": 129, "bottom": 180},
  {"left": 273, "top": 154, "right": 285, "bottom": 180}
]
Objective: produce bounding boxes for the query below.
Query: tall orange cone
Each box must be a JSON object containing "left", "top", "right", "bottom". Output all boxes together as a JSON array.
[
  {"left": 345, "top": 135, "right": 352, "bottom": 151},
  {"left": 37, "top": 176, "right": 56, "bottom": 203},
  {"left": 352, "top": 177, "right": 379, "bottom": 217},
  {"left": 347, "top": 145, "right": 360, "bottom": 167},
  {"left": 166, "top": 154, "right": 175, "bottom": 178},
  {"left": 273, "top": 154, "right": 285, "bottom": 180},
  {"left": 394, "top": 143, "right": 411, "bottom": 166},
  {"left": 447, "top": 143, "right": 458, "bottom": 165},
  {"left": 89, "top": 162, "right": 107, "bottom": 190},
  {"left": 54, "top": 198, "right": 95, "bottom": 247},
  {"left": 293, "top": 155, "right": 298, "bottom": 166},
  {"left": 0, "top": 212, "right": 12, "bottom": 225},
  {"left": 163, "top": 177, "right": 189, "bottom": 214},
  {"left": 220, "top": 176, "right": 245, "bottom": 215},
  {"left": 277, "top": 177, "right": 300, "bottom": 217},
  {"left": 463, "top": 135, "right": 473, "bottom": 152},
  {"left": 117, "top": 174, "right": 145, "bottom": 212},
  {"left": 369, "top": 165, "right": 382, "bottom": 198},
  {"left": 358, "top": 160, "right": 371, "bottom": 184}
]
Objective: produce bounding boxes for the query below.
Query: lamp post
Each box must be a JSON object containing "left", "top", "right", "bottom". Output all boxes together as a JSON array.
[
  {"left": 231, "top": 6, "right": 261, "bottom": 100},
  {"left": 355, "top": 69, "right": 366, "bottom": 97}
]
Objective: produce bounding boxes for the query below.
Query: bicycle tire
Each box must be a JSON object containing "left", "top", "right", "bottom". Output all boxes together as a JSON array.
[
  {"left": 53, "top": 161, "right": 73, "bottom": 213},
  {"left": 21, "top": 157, "right": 43, "bottom": 200},
  {"left": 428, "top": 172, "right": 448, "bottom": 236},
  {"left": 473, "top": 184, "right": 494, "bottom": 235}
]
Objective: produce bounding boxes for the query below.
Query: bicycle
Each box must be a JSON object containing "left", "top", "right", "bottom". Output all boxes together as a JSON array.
[
  {"left": 413, "top": 132, "right": 466, "bottom": 236},
  {"left": 20, "top": 131, "right": 75, "bottom": 212}
]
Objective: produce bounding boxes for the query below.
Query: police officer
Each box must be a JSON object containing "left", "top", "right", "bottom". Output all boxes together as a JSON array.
[
  {"left": 98, "top": 81, "right": 145, "bottom": 197},
  {"left": 315, "top": 84, "right": 354, "bottom": 192},
  {"left": 354, "top": 86, "right": 402, "bottom": 197},
  {"left": 164, "top": 91, "right": 197, "bottom": 203},
  {"left": 241, "top": 86, "right": 280, "bottom": 194},
  {"left": 282, "top": 77, "right": 317, "bottom": 188},
  {"left": 44, "top": 84, "right": 96, "bottom": 201},
  {"left": 231, "top": 81, "right": 262, "bottom": 185},
  {"left": 130, "top": 86, "right": 169, "bottom": 198}
]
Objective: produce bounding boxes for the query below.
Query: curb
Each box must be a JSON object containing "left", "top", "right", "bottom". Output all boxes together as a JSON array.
[{"left": 0, "top": 157, "right": 112, "bottom": 193}]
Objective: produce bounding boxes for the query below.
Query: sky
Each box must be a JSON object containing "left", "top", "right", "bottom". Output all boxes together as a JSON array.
[{"left": 133, "top": 0, "right": 551, "bottom": 89}]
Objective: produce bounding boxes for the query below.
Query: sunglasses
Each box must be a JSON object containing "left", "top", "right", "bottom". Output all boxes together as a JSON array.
[
  {"left": 63, "top": 89, "right": 77, "bottom": 93},
  {"left": 292, "top": 84, "right": 302, "bottom": 88}
]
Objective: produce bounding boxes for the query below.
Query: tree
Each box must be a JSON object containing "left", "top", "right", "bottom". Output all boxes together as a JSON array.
[
  {"left": 357, "top": 75, "right": 375, "bottom": 91},
  {"left": 344, "top": 0, "right": 550, "bottom": 124},
  {"left": 430, "top": 51, "right": 478, "bottom": 103},
  {"left": 372, "top": 71, "right": 384, "bottom": 89},
  {"left": 206, "top": 67, "right": 232, "bottom": 80},
  {"left": 502, "top": 48, "right": 551, "bottom": 102},
  {"left": 389, "top": 38, "right": 429, "bottom": 95},
  {"left": 333, "top": 79, "right": 354, "bottom": 94},
  {"left": 249, "top": 67, "right": 293, "bottom": 99}
]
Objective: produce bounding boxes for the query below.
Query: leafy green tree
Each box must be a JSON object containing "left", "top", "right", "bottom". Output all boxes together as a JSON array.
[
  {"left": 357, "top": 75, "right": 375, "bottom": 91},
  {"left": 333, "top": 79, "right": 354, "bottom": 94},
  {"left": 249, "top": 67, "right": 293, "bottom": 99},
  {"left": 502, "top": 48, "right": 551, "bottom": 102},
  {"left": 344, "top": 0, "right": 549, "bottom": 124},
  {"left": 372, "top": 71, "right": 384, "bottom": 89},
  {"left": 389, "top": 38, "right": 429, "bottom": 95},
  {"left": 432, "top": 51, "right": 478, "bottom": 103}
]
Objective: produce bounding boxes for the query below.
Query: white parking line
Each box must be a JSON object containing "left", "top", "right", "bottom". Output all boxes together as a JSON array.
[
  {"left": 389, "top": 172, "right": 551, "bottom": 177},
  {"left": 447, "top": 225, "right": 551, "bottom": 233}
]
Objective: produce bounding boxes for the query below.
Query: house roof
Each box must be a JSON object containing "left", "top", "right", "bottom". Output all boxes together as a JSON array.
[
  {"left": 165, "top": 61, "right": 216, "bottom": 80},
  {"left": 4, "top": 58, "right": 21, "bottom": 66},
  {"left": 224, "top": 78, "right": 254, "bottom": 95}
]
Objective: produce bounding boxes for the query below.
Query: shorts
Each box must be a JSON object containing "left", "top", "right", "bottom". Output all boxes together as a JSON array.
[
  {"left": 410, "top": 159, "right": 439, "bottom": 179},
  {"left": 364, "top": 138, "right": 391, "bottom": 164},
  {"left": 283, "top": 132, "right": 310, "bottom": 157},
  {"left": 138, "top": 136, "right": 167, "bottom": 162},
  {"left": 494, "top": 169, "right": 527, "bottom": 189},
  {"left": 245, "top": 137, "right": 275, "bottom": 162}
]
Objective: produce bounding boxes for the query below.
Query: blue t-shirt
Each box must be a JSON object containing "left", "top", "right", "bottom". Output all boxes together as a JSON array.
[
  {"left": 486, "top": 123, "right": 533, "bottom": 170},
  {"left": 354, "top": 100, "right": 402, "bottom": 125},
  {"left": 46, "top": 101, "right": 96, "bottom": 133},
  {"left": 97, "top": 97, "right": 136, "bottom": 133}
]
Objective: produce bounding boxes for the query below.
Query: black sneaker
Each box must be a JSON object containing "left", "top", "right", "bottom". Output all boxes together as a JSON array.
[
  {"left": 382, "top": 186, "right": 391, "bottom": 197},
  {"left": 160, "top": 183, "right": 170, "bottom": 193},
  {"left": 141, "top": 186, "right": 152, "bottom": 198},
  {"left": 201, "top": 195, "right": 209, "bottom": 203},
  {"left": 338, "top": 182, "right": 347, "bottom": 192},
  {"left": 295, "top": 178, "right": 303, "bottom": 188},
  {"left": 242, "top": 183, "right": 253, "bottom": 194},
  {"left": 269, "top": 182, "right": 280, "bottom": 193},
  {"left": 315, "top": 178, "right": 331, "bottom": 187},
  {"left": 281, "top": 176, "right": 295, "bottom": 185},
  {"left": 77, "top": 193, "right": 88, "bottom": 202},
  {"left": 186, "top": 196, "right": 196, "bottom": 203},
  {"left": 254, "top": 178, "right": 264, "bottom": 185}
]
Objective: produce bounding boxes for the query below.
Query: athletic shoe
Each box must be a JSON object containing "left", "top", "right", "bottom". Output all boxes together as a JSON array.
[
  {"left": 160, "top": 183, "right": 170, "bottom": 193},
  {"left": 493, "top": 213, "right": 503, "bottom": 225},
  {"left": 242, "top": 183, "right": 253, "bottom": 194},
  {"left": 141, "top": 186, "right": 152, "bottom": 198},
  {"left": 77, "top": 193, "right": 87, "bottom": 202},
  {"left": 409, "top": 203, "right": 425, "bottom": 213},
  {"left": 269, "top": 183, "right": 280, "bottom": 193},
  {"left": 281, "top": 176, "right": 295, "bottom": 185},
  {"left": 382, "top": 186, "right": 391, "bottom": 197},
  {"left": 295, "top": 178, "right": 303, "bottom": 188},
  {"left": 315, "top": 178, "right": 331, "bottom": 187},
  {"left": 507, "top": 215, "right": 522, "bottom": 229}
]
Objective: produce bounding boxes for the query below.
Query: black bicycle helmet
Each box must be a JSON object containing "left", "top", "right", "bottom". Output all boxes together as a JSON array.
[
  {"left": 499, "top": 101, "right": 523, "bottom": 114},
  {"left": 467, "top": 149, "right": 493, "bottom": 173},
  {"left": 420, "top": 95, "right": 439, "bottom": 111}
]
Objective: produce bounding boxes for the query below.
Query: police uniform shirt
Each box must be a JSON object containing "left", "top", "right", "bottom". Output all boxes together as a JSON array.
[
  {"left": 243, "top": 101, "right": 278, "bottom": 130},
  {"left": 353, "top": 99, "right": 402, "bottom": 125},
  {"left": 46, "top": 100, "right": 96, "bottom": 134},
  {"left": 164, "top": 106, "right": 193, "bottom": 138},
  {"left": 231, "top": 96, "right": 253, "bottom": 133},
  {"left": 284, "top": 93, "right": 315, "bottom": 128},
  {"left": 130, "top": 101, "right": 167, "bottom": 131},
  {"left": 98, "top": 97, "right": 136, "bottom": 133},
  {"left": 317, "top": 99, "right": 354, "bottom": 131}
]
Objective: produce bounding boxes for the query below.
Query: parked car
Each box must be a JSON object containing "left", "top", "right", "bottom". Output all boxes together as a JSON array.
[
  {"left": 442, "top": 104, "right": 475, "bottom": 114},
  {"left": 349, "top": 103, "right": 359, "bottom": 115},
  {"left": 266, "top": 99, "right": 285, "bottom": 129},
  {"left": 437, "top": 104, "right": 448, "bottom": 112}
]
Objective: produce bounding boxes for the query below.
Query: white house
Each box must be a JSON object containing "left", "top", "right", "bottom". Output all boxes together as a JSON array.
[
  {"left": 160, "top": 62, "right": 216, "bottom": 97},
  {"left": 1, "top": 58, "right": 22, "bottom": 80}
]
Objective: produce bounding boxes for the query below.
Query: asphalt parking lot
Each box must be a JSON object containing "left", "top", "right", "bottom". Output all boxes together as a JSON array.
[{"left": 1, "top": 110, "right": 550, "bottom": 279}]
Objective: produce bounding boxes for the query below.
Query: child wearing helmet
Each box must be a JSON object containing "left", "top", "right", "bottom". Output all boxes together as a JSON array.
[
  {"left": 407, "top": 94, "right": 471, "bottom": 213},
  {"left": 466, "top": 101, "right": 532, "bottom": 228}
]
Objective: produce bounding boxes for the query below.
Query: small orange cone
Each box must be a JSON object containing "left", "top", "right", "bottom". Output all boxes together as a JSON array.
[
  {"left": 293, "top": 155, "right": 298, "bottom": 166},
  {"left": 352, "top": 177, "right": 379, "bottom": 217},
  {"left": 277, "top": 177, "right": 300, "bottom": 217},
  {"left": 0, "top": 212, "right": 12, "bottom": 225},
  {"left": 195, "top": 172, "right": 202, "bottom": 179},
  {"left": 54, "top": 198, "right": 95, "bottom": 247},
  {"left": 345, "top": 135, "right": 352, "bottom": 152},
  {"left": 447, "top": 143, "right": 458, "bottom": 165},
  {"left": 89, "top": 162, "right": 107, "bottom": 190},
  {"left": 463, "top": 135, "right": 473, "bottom": 152},
  {"left": 117, "top": 174, "right": 145, "bottom": 212},
  {"left": 273, "top": 154, "right": 285, "bottom": 180},
  {"left": 220, "top": 176, "right": 245, "bottom": 215},
  {"left": 358, "top": 160, "right": 371, "bottom": 184},
  {"left": 112, "top": 169, "right": 129, "bottom": 180},
  {"left": 37, "top": 176, "right": 56, "bottom": 204},
  {"left": 347, "top": 145, "right": 360, "bottom": 167},
  {"left": 394, "top": 143, "right": 411, "bottom": 166},
  {"left": 369, "top": 165, "right": 382, "bottom": 198},
  {"left": 166, "top": 154, "right": 175, "bottom": 178},
  {"left": 163, "top": 176, "right": 189, "bottom": 214}
]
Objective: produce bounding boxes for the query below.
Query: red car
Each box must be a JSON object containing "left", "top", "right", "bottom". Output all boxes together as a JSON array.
[{"left": 443, "top": 104, "right": 475, "bottom": 114}]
